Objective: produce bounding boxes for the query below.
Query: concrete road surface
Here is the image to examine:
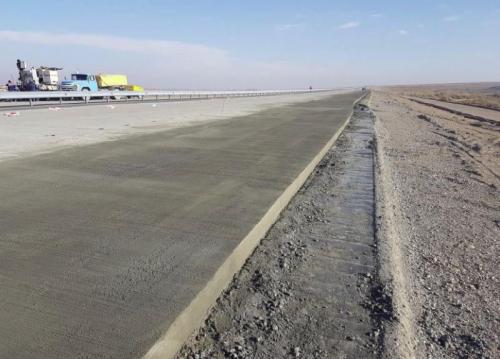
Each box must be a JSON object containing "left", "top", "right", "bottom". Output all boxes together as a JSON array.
[
  {"left": 0, "top": 91, "right": 361, "bottom": 359},
  {"left": 0, "top": 91, "right": 338, "bottom": 162}
]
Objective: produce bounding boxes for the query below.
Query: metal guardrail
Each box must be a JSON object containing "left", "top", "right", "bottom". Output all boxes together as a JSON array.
[{"left": 0, "top": 89, "right": 331, "bottom": 108}]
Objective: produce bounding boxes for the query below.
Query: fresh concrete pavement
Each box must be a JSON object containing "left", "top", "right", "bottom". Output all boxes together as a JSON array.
[
  {"left": 0, "top": 91, "right": 336, "bottom": 162},
  {"left": 0, "top": 91, "right": 362, "bottom": 358}
]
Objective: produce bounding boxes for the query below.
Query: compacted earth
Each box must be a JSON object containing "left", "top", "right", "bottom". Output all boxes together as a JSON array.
[
  {"left": 372, "top": 91, "right": 499, "bottom": 359},
  {"left": 178, "top": 91, "right": 499, "bottom": 359}
]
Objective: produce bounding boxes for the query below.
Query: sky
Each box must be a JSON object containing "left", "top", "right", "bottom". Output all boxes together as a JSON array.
[{"left": 1, "top": 0, "right": 499, "bottom": 90}]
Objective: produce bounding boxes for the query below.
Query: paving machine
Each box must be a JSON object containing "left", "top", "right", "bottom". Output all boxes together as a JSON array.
[{"left": 16, "top": 59, "right": 62, "bottom": 91}]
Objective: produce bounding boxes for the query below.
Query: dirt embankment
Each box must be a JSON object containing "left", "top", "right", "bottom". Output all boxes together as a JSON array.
[{"left": 371, "top": 91, "right": 499, "bottom": 359}]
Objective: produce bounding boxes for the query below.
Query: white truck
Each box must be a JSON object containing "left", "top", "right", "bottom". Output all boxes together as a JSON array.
[{"left": 16, "top": 59, "right": 62, "bottom": 91}]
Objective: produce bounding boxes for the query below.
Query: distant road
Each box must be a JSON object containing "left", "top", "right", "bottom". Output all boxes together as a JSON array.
[{"left": 407, "top": 96, "right": 500, "bottom": 124}]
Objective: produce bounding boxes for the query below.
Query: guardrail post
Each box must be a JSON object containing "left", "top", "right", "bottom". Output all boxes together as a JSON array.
[
  {"left": 29, "top": 98, "right": 33, "bottom": 107},
  {"left": 59, "top": 97, "right": 62, "bottom": 105}
]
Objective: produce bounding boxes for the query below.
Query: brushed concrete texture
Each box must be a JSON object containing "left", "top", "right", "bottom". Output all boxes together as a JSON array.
[{"left": 0, "top": 91, "right": 361, "bottom": 359}]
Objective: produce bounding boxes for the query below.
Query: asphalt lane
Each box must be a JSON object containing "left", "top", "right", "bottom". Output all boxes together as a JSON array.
[{"left": 0, "top": 91, "right": 361, "bottom": 358}]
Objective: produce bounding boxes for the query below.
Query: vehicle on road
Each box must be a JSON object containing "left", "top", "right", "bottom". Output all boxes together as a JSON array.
[
  {"left": 60, "top": 73, "right": 143, "bottom": 94},
  {"left": 60, "top": 73, "right": 99, "bottom": 92},
  {"left": 16, "top": 59, "right": 62, "bottom": 91}
]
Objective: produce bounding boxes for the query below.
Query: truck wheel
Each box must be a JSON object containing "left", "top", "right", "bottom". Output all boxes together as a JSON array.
[
  {"left": 81, "top": 88, "right": 91, "bottom": 101},
  {"left": 111, "top": 94, "right": 122, "bottom": 100}
]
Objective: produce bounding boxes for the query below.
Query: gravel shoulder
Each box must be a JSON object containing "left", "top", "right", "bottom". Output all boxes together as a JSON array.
[{"left": 372, "top": 91, "right": 499, "bottom": 359}]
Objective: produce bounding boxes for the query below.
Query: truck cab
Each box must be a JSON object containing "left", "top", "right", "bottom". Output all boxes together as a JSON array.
[{"left": 60, "top": 74, "right": 98, "bottom": 92}]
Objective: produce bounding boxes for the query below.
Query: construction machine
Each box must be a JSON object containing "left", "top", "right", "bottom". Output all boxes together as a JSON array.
[{"left": 16, "top": 59, "right": 62, "bottom": 91}]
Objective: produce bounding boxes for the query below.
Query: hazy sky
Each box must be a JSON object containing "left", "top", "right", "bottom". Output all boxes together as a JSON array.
[{"left": 1, "top": 0, "right": 499, "bottom": 89}]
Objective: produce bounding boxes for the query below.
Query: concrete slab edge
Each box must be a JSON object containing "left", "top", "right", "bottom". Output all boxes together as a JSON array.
[{"left": 143, "top": 92, "right": 366, "bottom": 359}]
